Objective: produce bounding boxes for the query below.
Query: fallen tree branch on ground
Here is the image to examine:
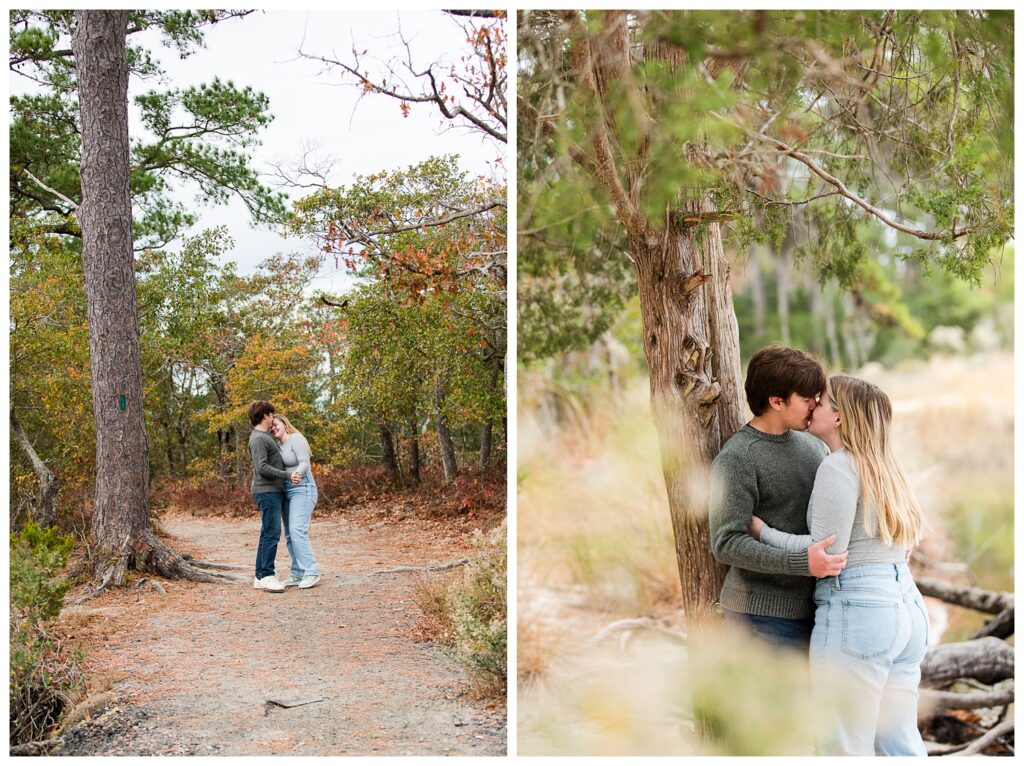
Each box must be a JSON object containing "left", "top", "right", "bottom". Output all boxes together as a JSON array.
[
  {"left": 921, "top": 637, "right": 1014, "bottom": 687},
  {"left": 971, "top": 606, "right": 1014, "bottom": 640},
  {"left": 920, "top": 683, "right": 1015, "bottom": 712},
  {"left": 589, "top": 617, "right": 687, "bottom": 649},
  {"left": 948, "top": 719, "right": 1015, "bottom": 757},
  {"left": 370, "top": 558, "right": 469, "bottom": 575},
  {"left": 916, "top": 577, "right": 1013, "bottom": 616}
]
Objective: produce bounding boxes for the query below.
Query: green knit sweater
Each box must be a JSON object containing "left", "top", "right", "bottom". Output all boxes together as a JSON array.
[{"left": 709, "top": 424, "right": 828, "bottom": 619}]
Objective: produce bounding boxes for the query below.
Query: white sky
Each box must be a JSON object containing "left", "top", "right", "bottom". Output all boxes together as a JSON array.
[{"left": 11, "top": 10, "right": 505, "bottom": 296}]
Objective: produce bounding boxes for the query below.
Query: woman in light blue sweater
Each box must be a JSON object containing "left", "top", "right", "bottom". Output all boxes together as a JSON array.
[
  {"left": 750, "top": 375, "right": 929, "bottom": 756},
  {"left": 271, "top": 414, "right": 320, "bottom": 589}
]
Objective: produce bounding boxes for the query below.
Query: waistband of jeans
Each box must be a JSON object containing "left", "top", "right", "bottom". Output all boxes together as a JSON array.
[{"left": 824, "top": 561, "right": 913, "bottom": 587}]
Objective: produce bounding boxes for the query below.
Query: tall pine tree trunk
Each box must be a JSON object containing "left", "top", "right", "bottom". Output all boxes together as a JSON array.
[{"left": 74, "top": 11, "right": 218, "bottom": 584}]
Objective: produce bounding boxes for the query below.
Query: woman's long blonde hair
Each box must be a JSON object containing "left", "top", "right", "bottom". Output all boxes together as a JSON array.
[
  {"left": 273, "top": 413, "right": 301, "bottom": 437},
  {"left": 828, "top": 374, "right": 923, "bottom": 547}
]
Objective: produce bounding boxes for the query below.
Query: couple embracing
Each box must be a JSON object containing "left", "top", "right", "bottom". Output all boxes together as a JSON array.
[
  {"left": 247, "top": 400, "right": 321, "bottom": 593},
  {"left": 709, "top": 346, "right": 929, "bottom": 756}
]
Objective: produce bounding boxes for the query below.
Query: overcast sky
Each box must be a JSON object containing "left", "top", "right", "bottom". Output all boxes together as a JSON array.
[{"left": 12, "top": 10, "right": 504, "bottom": 295}]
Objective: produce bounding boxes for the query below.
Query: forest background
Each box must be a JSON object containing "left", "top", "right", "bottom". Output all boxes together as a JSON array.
[{"left": 9, "top": 9, "right": 507, "bottom": 748}]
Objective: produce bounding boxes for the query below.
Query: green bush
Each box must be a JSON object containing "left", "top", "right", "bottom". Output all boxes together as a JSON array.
[
  {"left": 415, "top": 523, "right": 507, "bottom": 699},
  {"left": 10, "top": 522, "right": 81, "bottom": 746},
  {"left": 450, "top": 526, "right": 507, "bottom": 697}
]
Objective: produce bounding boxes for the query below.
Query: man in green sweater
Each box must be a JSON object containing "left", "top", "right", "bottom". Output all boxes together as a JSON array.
[
  {"left": 709, "top": 346, "right": 848, "bottom": 650},
  {"left": 248, "top": 400, "right": 292, "bottom": 593}
]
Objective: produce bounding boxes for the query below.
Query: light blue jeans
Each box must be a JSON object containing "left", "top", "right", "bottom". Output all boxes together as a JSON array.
[
  {"left": 810, "top": 562, "right": 929, "bottom": 756},
  {"left": 282, "top": 475, "right": 319, "bottom": 578}
]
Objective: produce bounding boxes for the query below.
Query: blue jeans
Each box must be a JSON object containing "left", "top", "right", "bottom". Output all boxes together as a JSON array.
[
  {"left": 810, "top": 562, "right": 929, "bottom": 756},
  {"left": 282, "top": 476, "right": 318, "bottom": 577},
  {"left": 253, "top": 491, "right": 286, "bottom": 579},
  {"left": 723, "top": 609, "right": 813, "bottom": 652}
]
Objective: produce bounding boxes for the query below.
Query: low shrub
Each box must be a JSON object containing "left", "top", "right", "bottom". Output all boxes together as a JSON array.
[
  {"left": 10, "top": 522, "right": 83, "bottom": 746},
  {"left": 414, "top": 522, "right": 507, "bottom": 699}
]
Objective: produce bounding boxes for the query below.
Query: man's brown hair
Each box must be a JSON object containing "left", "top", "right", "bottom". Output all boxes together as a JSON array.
[
  {"left": 745, "top": 346, "right": 826, "bottom": 416},
  {"left": 248, "top": 400, "right": 275, "bottom": 427}
]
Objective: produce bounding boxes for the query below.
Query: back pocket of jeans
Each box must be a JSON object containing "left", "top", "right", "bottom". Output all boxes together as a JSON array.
[{"left": 840, "top": 599, "right": 899, "bottom": 660}]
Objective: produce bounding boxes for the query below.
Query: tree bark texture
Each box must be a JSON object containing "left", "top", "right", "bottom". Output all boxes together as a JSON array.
[
  {"left": 74, "top": 10, "right": 150, "bottom": 555},
  {"left": 10, "top": 407, "right": 59, "bottom": 528},
  {"left": 633, "top": 209, "right": 746, "bottom": 627},
  {"left": 407, "top": 415, "right": 420, "bottom": 486},
  {"left": 434, "top": 378, "right": 459, "bottom": 482},
  {"left": 479, "top": 358, "right": 501, "bottom": 469},
  {"left": 378, "top": 422, "right": 401, "bottom": 484}
]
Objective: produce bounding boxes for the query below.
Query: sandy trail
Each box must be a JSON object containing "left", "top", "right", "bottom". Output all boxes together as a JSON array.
[{"left": 59, "top": 511, "right": 506, "bottom": 756}]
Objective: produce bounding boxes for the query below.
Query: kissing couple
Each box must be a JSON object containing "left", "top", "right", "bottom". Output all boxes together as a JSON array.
[{"left": 247, "top": 400, "right": 321, "bottom": 593}]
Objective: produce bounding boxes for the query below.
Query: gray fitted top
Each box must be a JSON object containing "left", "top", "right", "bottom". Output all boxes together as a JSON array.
[
  {"left": 759, "top": 448, "right": 906, "bottom": 565},
  {"left": 278, "top": 432, "right": 312, "bottom": 480}
]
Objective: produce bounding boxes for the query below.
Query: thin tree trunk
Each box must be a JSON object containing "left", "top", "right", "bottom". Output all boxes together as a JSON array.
[
  {"left": 822, "top": 281, "right": 842, "bottom": 367},
  {"left": 74, "top": 11, "right": 216, "bottom": 584},
  {"left": 775, "top": 250, "right": 791, "bottom": 345},
  {"left": 479, "top": 357, "right": 501, "bottom": 469},
  {"left": 748, "top": 248, "right": 766, "bottom": 344},
  {"left": 10, "top": 407, "right": 59, "bottom": 528},
  {"left": 434, "top": 378, "right": 459, "bottom": 482},
  {"left": 379, "top": 422, "right": 401, "bottom": 484},
  {"left": 407, "top": 415, "right": 420, "bottom": 486}
]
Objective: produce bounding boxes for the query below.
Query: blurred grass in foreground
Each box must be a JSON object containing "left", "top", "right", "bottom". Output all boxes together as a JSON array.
[{"left": 518, "top": 351, "right": 1013, "bottom": 753}]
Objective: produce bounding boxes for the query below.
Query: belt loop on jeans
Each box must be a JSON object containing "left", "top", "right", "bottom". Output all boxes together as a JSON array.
[{"left": 834, "top": 575, "right": 841, "bottom": 591}]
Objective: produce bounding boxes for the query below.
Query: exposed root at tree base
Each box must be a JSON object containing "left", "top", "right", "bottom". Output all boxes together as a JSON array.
[{"left": 76, "top": 532, "right": 235, "bottom": 604}]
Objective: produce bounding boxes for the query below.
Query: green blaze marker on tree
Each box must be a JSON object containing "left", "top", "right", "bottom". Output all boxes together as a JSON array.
[{"left": 119, "top": 394, "right": 126, "bottom": 412}]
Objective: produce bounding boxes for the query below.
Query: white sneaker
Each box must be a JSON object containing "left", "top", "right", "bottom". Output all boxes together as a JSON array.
[
  {"left": 298, "top": 574, "right": 321, "bottom": 590},
  {"left": 281, "top": 575, "right": 302, "bottom": 588},
  {"left": 253, "top": 575, "right": 285, "bottom": 592}
]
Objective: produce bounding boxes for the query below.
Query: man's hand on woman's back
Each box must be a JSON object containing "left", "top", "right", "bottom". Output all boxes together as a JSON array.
[{"left": 808, "top": 535, "right": 848, "bottom": 577}]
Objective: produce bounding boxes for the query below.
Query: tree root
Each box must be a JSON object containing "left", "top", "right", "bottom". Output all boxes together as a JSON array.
[
  {"left": 74, "top": 531, "right": 240, "bottom": 602},
  {"left": 180, "top": 556, "right": 250, "bottom": 571},
  {"left": 370, "top": 558, "right": 470, "bottom": 575}
]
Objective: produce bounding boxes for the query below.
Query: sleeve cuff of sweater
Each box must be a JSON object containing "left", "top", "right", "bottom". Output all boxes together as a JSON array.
[{"left": 786, "top": 550, "right": 810, "bottom": 576}]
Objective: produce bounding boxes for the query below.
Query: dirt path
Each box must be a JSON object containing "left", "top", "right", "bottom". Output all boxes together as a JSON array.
[{"left": 58, "top": 512, "right": 506, "bottom": 756}]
